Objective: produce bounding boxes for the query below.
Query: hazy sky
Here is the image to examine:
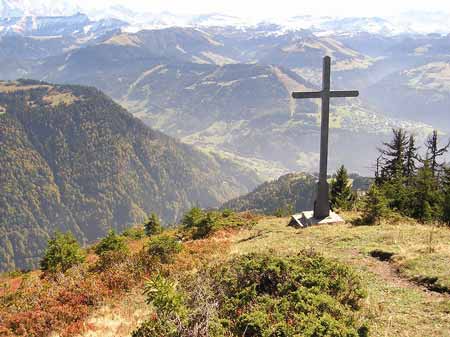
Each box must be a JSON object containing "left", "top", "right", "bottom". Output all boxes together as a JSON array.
[{"left": 86, "top": 0, "right": 450, "bottom": 19}]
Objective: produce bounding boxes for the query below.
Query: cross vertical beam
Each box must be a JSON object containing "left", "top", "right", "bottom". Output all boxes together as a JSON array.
[
  {"left": 315, "top": 56, "right": 331, "bottom": 218},
  {"left": 292, "top": 56, "right": 359, "bottom": 219}
]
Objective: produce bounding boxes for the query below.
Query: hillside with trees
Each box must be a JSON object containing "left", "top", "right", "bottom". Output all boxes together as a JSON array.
[
  {"left": 222, "top": 173, "right": 317, "bottom": 215},
  {"left": 222, "top": 171, "right": 372, "bottom": 216},
  {"left": 0, "top": 80, "right": 260, "bottom": 272}
]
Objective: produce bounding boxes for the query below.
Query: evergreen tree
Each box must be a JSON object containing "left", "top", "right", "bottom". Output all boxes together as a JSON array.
[
  {"left": 40, "top": 231, "right": 85, "bottom": 273},
  {"left": 412, "top": 160, "right": 441, "bottom": 222},
  {"left": 404, "top": 134, "right": 419, "bottom": 182},
  {"left": 181, "top": 207, "right": 205, "bottom": 228},
  {"left": 379, "top": 128, "right": 409, "bottom": 181},
  {"left": 379, "top": 172, "right": 410, "bottom": 214},
  {"left": 424, "top": 130, "right": 450, "bottom": 178},
  {"left": 144, "top": 213, "right": 163, "bottom": 236},
  {"left": 361, "top": 184, "right": 388, "bottom": 225},
  {"left": 374, "top": 155, "right": 384, "bottom": 185},
  {"left": 441, "top": 167, "right": 450, "bottom": 224},
  {"left": 330, "top": 165, "right": 354, "bottom": 210}
]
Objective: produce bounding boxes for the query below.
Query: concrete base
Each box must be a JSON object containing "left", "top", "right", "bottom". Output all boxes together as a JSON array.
[{"left": 289, "top": 211, "right": 344, "bottom": 228}]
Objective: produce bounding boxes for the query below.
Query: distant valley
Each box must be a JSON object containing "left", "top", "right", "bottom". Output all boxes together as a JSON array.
[{"left": 0, "top": 20, "right": 439, "bottom": 177}]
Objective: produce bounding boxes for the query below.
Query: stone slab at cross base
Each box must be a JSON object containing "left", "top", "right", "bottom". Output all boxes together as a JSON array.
[{"left": 289, "top": 211, "right": 344, "bottom": 228}]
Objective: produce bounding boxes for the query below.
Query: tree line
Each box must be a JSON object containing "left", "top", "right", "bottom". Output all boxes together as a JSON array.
[{"left": 331, "top": 128, "right": 450, "bottom": 225}]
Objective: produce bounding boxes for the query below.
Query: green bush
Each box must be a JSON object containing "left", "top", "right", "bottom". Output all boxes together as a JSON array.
[
  {"left": 122, "top": 227, "right": 146, "bottom": 240},
  {"left": 181, "top": 207, "right": 244, "bottom": 239},
  {"left": 94, "top": 230, "right": 128, "bottom": 256},
  {"left": 40, "top": 231, "right": 85, "bottom": 273},
  {"left": 221, "top": 208, "right": 233, "bottom": 217},
  {"left": 210, "top": 253, "right": 366, "bottom": 336},
  {"left": 147, "top": 235, "right": 182, "bottom": 264},
  {"left": 181, "top": 207, "right": 214, "bottom": 239},
  {"left": 144, "top": 274, "right": 187, "bottom": 318},
  {"left": 131, "top": 319, "right": 178, "bottom": 337},
  {"left": 132, "top": 275, "right": 186, "bottom": 337},
  {"left": 144, "top": 213, "right": 163, "bottom": 236},
  {"left": 133, "top": 252, "right": 367, "bottom": 337}
]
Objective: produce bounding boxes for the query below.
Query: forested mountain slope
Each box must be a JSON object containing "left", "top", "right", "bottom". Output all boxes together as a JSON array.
[
  {"left": 0, "top": 80, "right": 259, "bottom": 271},
  {"left": 222, "top": 172, "right": 372, "bottom": 215},
  {"left": 222, "top": 173, "right": 317, "bottom": 214}
]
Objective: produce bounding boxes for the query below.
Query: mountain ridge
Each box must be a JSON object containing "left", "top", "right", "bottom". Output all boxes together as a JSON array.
[{"left": 0, "top": 79, "right": 260, "bottom": 271}]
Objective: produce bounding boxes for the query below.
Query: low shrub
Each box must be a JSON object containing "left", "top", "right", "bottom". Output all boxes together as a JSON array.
[
  {"left": 0, "top": 266, "right": 110, "bottom": 337},
  {"left": 98, "top": 256, "right": 140, "bottom": 292},
  {"left": 181, "top": 208, "right": 256, "bottom": 240},
  {"left": 122, "top": 226, "right": 146, "bottom": 240},
  {"left": 94, "top": 249, "right": 128, "bottom": 271},
  {"left": 1, "top": 237, "right": 154, "bottom": 336},
  {"left": 133, "top": 251, "right": 367, "bottom": 337},
  {"left": 94, "top": 230, "right": 129, "bottom": 256},
  {"left": 147, "top": 235, "right": 182, "bottom": 264}
]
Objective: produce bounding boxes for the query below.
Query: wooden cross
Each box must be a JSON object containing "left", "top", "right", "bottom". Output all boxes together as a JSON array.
[{"left": 292, "top": 56, "right": 359, "bottom": 219}]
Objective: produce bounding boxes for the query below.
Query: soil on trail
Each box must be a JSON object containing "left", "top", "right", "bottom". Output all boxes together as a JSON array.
[{"left": 358, "top": 250, "right": 448, "bottom": 298}]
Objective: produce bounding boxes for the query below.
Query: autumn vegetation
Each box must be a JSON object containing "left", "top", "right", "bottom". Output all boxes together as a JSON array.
[{"left": 0, "top": 211, "right": 258, "bottom": 336}]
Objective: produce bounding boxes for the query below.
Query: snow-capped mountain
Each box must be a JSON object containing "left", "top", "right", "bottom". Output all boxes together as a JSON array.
[
  {"left": 2, "top": 0, "right": 450, "bottom": 36},
  {"left": 87, "top": 7, "right": 252, "bottom": 33},
  {"left": 390, "top": 11, "right": 450, "bottom": 35},
  {"left": 0, "top": 0, "right": 81, "bottom": 17},
  {"left": 88, "top": 10, "right": 450, "bottom": 36},
  {"left": 307, "top": 16, "right": 405, "bottom": 36},
  {"left": 0, "top": 13, "right": 127, "bottom": 37}
]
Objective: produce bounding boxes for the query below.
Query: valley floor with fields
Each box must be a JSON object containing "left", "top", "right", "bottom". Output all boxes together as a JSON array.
[{"left": 65, "top": 213, "right": 450, "bottom": 337}]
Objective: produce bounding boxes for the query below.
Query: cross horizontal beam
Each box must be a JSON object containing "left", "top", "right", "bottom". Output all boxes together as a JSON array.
[
  {"left": 329, "top": 90, "right": 359, "bottom": 98},
  {"left": 292, "top": 91, "right": 322, "bottom": 99},
  {"left": 292, "top": 90, "right": 359, "bottom": 99}
]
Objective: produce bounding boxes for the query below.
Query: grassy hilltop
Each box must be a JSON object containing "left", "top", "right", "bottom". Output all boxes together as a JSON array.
[{"left": 1, "top": 211, "right": 449, "bottom": 337}]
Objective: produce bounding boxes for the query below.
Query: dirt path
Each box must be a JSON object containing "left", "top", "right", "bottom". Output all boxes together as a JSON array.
[
  {"left": 356, "top": 250, "right": 448, "bottom": 299},
  {"left": 339, "top": 243, "right": 449, "bottom": 299}
]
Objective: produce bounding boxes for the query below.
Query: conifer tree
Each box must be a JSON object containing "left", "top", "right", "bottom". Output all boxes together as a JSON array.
[
  {"left": 424, "top": 130, "right": 449, "bottom": 178},
  {"left": 380, "top": 172, "right": 413, "bottom": 215},
  {"left": 441, "top": 167, "right": 450, "bottom": 224},
  {"left": 181, "top": 207, "right": 205, "bottom": 228},
  {"left": 361, "top": 184, "right": 388, "bottom": 225},
  {"left": 144, "top": 213, "right": 163, "bottom": 236},
  {"left": 379, "top": 128, "right": 409, "bottom": 181},
  {"left": 404, "top": 134, "right": 419, "bottom": 182},
  {"left": 330, "top": 165, "right": 354, "bottom": 210},
  {"left": 412, "top": 160, "right": 440, "bottom": 222}
]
